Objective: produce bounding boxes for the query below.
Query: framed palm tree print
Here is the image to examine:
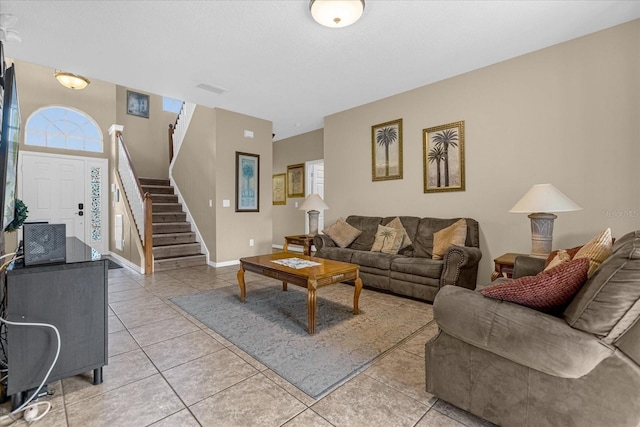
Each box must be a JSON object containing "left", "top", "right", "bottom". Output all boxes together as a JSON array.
[
  {"left": 236, "top": 152, "right": 260, "bottom": 212},
  {"left": 423, "top": 121, "right": 465, "bottom": 193},
  {"left": 372, "top": 119, "right": 403, "bottom": 181}
]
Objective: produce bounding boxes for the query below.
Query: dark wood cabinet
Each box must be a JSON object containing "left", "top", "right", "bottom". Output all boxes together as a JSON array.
[{"left": 3, "top": 238, "right": 108, "bottom": 403}]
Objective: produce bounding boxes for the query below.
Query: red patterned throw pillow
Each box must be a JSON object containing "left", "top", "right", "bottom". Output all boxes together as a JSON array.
[{"left": 481, "top": 257, "right": 589, "bottom": 313}]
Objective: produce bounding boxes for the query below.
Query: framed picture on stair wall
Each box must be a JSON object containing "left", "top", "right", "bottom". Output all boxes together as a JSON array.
[
  {"left": 126, "top": 90, "right": 150, "bottom": 118},
  {"left": 423, "top": 120, "right": 465, "bottom": 193},
  {"left": 371, "top": 119, "right": 403, "bottom": 181},
  {"left": 236, "top": 152, "right": 260, "bottom": 212}
]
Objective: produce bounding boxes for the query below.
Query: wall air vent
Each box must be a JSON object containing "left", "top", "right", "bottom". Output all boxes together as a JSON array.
[{"left": 196, "top": 83, "right": 229, "bottom": 95}]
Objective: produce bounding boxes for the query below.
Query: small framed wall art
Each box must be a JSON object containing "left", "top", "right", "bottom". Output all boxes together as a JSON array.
[
  {"left": 236, "top": 152, "right": 260, "bottom": 212},
  {"left": 423, "top": 120, "right": 465, "bottom": 193},
  {"left": 287, "top": 163, "right": 305, "bottom": 198},
  {"left": 272, "top": 173, "right": 286, "bottom": 205},
  {"left": 126, "top": 90, "right": 150, "bottom": 118},
  {"left": 372, "top": 118, "right": 403, "bottom": 181}
]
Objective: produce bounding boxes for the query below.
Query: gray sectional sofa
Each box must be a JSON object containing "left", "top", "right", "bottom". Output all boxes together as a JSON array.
[
  {"left": 313, "top": 215, "right": 482, "bottom": 301},
  {"left": 426, "top": 230, "right": 640, "bottom": 427}
]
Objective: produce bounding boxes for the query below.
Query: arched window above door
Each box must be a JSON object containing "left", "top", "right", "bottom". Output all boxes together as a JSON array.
[{"left": 25, "top": 106, "right": 103, "bottom": 153}]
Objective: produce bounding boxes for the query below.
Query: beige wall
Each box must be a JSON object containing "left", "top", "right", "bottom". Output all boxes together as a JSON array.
[
  {"left": 272, "top": 129, "right": 324, "bottom": 244},
  {"left": 324, "top": 20, "right": 640, "bottom": 282},
  {"left": 172, "top": 105, "right": 217, "bottom": 259},
  {"left": 9, "top": 60, "right": 174, "bottom": 268},
  {"left": 174, "top": 107, "right": 272, "bottom": 265},
  {"left": 214, "top": 109, "right": 272, "bottom": 263},
  {"left": 115, "top": 86, "right": 177, "bottom": 179},
  {"left": 14, "top": 60, "right": 116, "bottom": 159},
  {"left": 5, "top": 60, "right": 117, "bottom": 253}
]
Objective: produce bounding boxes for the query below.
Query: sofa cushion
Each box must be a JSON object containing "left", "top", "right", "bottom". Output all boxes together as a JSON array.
[
  {"left": 384, "top": 217, "right": 412, "bottom": 250},
  {"left": 573, "top": 228, "right": 613, "bottom": 277},
  {"left": 345, "top": 216, "right": 383, "bottom": 251},
  {"left": 370, "top": 225, "right": 403, "bottom": 254},
  {"left": 391, "top": 256, "right": 444, "bottom": 278},
  {"left": 351, "top": 251, "right": 395, "bottom": 270},
  {"left": 314, "top": 246, "right": 358, "bottom": 264},
  {"left": 432, "top": 219, "right": 467, "bottom": 260},
  {"left": 564, "top": 230, "right": 640, "bottom": 339},
  {"left": 413, "top": 218, "right": 468, "bottom": 258},
  {"left": 322, "top": 218, "right": 362, "bottom": 248},
  {"left": 481, "top": 258, "right": 589, "bottom": 313}
]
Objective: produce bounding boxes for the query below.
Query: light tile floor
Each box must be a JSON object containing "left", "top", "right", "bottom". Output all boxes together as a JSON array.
[{"left": 1, "top": 263, "right": 494, "bottom": 427}]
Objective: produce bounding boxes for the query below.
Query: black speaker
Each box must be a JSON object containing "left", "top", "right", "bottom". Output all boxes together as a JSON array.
[{"left": 23, "top": 223, "right": 67, "bottom": 266}]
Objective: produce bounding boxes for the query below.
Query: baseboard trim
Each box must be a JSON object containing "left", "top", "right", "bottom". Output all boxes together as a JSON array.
[{"left": 108, "top": 252, "right": 143, "bottom": 273}]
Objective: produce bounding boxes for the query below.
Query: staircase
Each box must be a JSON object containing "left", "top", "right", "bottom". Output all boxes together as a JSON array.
[{"left": 139, "top": 177, "right": 207, "bottom": 272}]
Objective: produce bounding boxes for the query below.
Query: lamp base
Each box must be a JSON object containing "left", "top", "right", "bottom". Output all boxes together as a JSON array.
[
  {"left": 528, "top": 213, "right": 557, "bottom": 258},
  {"left": 307, "top": 210, "right": 320, "bottom": 236}
]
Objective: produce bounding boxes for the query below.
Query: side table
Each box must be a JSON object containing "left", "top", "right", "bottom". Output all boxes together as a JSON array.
[
  {"left": 283, "top": 234, "right": 315, "bottom": 256},
  {"left": 491, "top": 252, "right": 528, "bottom": 281}
]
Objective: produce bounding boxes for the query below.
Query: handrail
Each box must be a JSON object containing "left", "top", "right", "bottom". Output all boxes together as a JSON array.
[
  {"left": 168, "top": 124, "right": 175, "bottom": 164},
  {"left": 116, "top": 131, "right": 154, "bottom": 274},
  {"left": 116, "top": 131, "right": 146, "bottom": 201}
]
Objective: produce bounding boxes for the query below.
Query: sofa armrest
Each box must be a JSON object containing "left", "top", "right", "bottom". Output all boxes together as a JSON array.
[
  {"left": 440, "top": 245, "right": 482, "bottom": 289},
  {"left": 433, "top": 286, "right": 614, "bottom": 378},
  {"left": 313, "top": 234, "right": 336, "bottom": 252},
  {"left": 513, "top": 255, "right": 545, "bottom": 278}
]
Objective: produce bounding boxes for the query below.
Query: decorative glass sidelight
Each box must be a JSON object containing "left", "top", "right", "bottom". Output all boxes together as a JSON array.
[{"left": 90, "top": 166, "right": 102, "bottom": 242}]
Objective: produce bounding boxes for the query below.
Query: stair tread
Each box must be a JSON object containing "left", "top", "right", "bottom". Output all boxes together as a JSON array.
[
  {"left": 154, "top": 253, "right": 206, "bottom": 261},
  {"left": 153, "top": 221, "right": 190, "bottom": 225},
  {"left": 153, "top": 242, "right": 200, "bottom": 248}
]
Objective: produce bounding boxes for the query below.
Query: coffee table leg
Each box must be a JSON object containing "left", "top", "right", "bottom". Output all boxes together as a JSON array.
[
  {"left": 282, "top": 281, "right": 288, "bottom": 291},
  {"left": 307, "top": 279, "right": 318, "bottom": 334},
  {"left": 353, "top": 271, "right": 362, "bottom": 315},
  {"left": 237, "top": 264, "right": 246, "bottom": 303}
]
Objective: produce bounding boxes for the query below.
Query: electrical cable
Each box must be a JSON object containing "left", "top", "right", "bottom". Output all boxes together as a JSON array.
[
  {"left": 0, "top": 252, "right": 59, "bottom": 425},
  {"left": 0, "top": 317, "right": 60, "bottom": 425}
]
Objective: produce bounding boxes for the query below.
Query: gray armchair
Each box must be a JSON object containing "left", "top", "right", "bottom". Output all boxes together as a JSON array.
[{"left": 425, "top": 230, "right": 640, "bottom": 427}]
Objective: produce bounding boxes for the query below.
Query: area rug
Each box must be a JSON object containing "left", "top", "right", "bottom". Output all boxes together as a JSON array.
[
  {"left": 170, "top": 282, "right": 433, "bottom": 398},
  {"left": 107, "top": 259, "right": 123, "bottom": 269}
]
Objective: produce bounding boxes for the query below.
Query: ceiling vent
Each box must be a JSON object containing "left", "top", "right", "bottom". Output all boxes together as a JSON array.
[{"left": 196, "top": 83, "right": 229, "bottom": 95}]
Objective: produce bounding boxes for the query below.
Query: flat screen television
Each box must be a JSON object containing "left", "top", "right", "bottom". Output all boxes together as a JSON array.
[{"left": 0, "top": 63, "right": 21, "bottom": 233}]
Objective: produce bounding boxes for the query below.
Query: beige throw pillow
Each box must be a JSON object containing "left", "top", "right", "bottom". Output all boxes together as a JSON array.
[
  {"left": 370, "top": 225, "right": 403, "bottom": 254},
  {"left": 574, "top": 228, "right": 613, "bottom": 277},
  {"left": 322, "top": 218, "right": 362, "bottom": 248},
  {"left": 385, "top": 217, "right": 412, "bottom": 250},
  {"left": 432, "top": 219, "right": 467, "bottom": 260},
  {"left": 544, "top": 249, "right": 571, "bottom": 271}
]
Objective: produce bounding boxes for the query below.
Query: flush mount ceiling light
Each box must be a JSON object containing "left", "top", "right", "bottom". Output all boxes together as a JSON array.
[
  {"left": 309, "top": 0, "right": 365, "bottom": 28},
  {"left": 55, "top": 71, "right": 90, "bottom": 90}
]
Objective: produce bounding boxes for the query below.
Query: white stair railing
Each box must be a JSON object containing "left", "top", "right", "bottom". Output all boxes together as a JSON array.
[
  {"left": 117, "top": 134, "right": 145, "bottom": 241},
  {"left": 171, "top": 101, "right": 196, "bottom": 162}
]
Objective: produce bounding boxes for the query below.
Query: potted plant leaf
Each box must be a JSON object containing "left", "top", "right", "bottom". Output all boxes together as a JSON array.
[{"left": 4, "top": 199, "right": 28, "bottom": 233}]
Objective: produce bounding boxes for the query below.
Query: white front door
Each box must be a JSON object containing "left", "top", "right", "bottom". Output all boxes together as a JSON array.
[{"left": 18, "top": 152, "right": 109, "bottom": 253}]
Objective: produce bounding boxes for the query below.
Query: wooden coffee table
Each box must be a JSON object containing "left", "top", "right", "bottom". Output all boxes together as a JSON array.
[{"left": 237, "top": 252, "right": 363, "bottom": 334}]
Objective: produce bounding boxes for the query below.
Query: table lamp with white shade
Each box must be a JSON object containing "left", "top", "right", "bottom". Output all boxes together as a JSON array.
[
  {"left": 509, "top": 183, "right": 582, "bottom": 258},
  {"left": 299, "top": 194, "right": 329, "bottom": 236}
]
